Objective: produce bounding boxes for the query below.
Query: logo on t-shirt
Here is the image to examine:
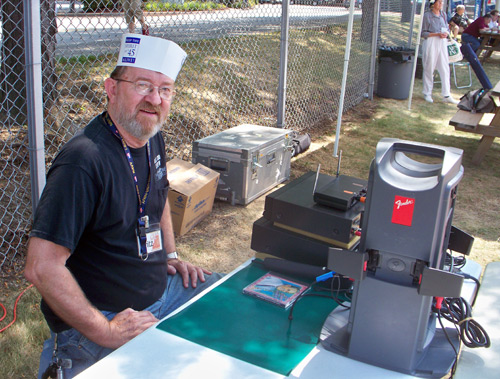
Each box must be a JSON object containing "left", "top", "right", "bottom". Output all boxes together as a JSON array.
[
  {"left": 154, "top": 154, "right": 166, "bottom": 182},
  {"left": 154, "top": 154, "right": 161, "bottom": 169},
  {"left": 155, "top": 167, "right": 167, "bottom": 182}
]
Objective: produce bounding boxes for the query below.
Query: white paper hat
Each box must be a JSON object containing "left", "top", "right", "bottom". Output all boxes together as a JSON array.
[{"left": 116, "top": 34, "right": 187, "bottom": 81}]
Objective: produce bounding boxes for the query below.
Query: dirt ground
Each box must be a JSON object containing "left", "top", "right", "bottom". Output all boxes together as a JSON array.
[
  {"left": 174, "top": 101, "right": 380, "bottom": 274},
  {"left": 175, "top": 95, "right": 500, "bottom": 276},
  {"left": 2, "top": 95, "right": 498, "bottom": 294},
  {"left": 0, "top": 105, "right": 352, "bottom": 305}
]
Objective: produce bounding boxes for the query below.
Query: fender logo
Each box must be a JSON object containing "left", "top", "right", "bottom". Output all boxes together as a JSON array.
[
  {"left": 391, "top": 196, "right": 415, "bottom": 227},
  {"left": 395, "top": 198, "right": 414, "bottom": 209}
]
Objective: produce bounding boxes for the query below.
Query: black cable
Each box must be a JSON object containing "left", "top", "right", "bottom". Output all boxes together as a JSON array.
[
  {"left": 458, "top": 272, "right": 481, "bottom": 307},
  {"left": 439, "top": 297, "right": 491, "bottom": 349},
  {"left": 444, "top": 252, "right": 480, "bottom": 306},
  {"left": 288, "top": 292, "right": 331, "bottom": 321},
  {"left": 249, "top": 262, "right": 353, "bottom": 322},
  {"left": 436, "top": 308, "right": 459, "bottom": 378},
  {"left": 329, "top": 274, "right": 352, "bottom": 308},
  {"left": 444, "top": 251, "right": 466, "bottom": 270},
  {"left": 315, "top": 274, "right": 352, "bottom": 308},
  {"left": 432, "top": 296, "right": 490, "bottom": 378},
  {"left": 309, "top": 285, "right": 352, "bottom": 308},
  {"left": 436, "top": 300, "right": 463, "bottom": 378},
  {"left": 437, "top": 309, "right": 460, "bottom": 379},
  {"left": 288, "top": 275, "right": 352, "bottom": 321}
]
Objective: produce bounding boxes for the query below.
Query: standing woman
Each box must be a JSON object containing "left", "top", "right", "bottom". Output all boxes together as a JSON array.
[{"left": 421, "top": 0, "right": 458, "bottom": 104}]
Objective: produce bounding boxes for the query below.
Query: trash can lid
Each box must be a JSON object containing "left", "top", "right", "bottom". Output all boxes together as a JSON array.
[{"left": 379, "top": 46, "right": 415, "bottom": 62}]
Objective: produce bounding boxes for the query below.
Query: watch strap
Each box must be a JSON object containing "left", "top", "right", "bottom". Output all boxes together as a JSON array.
[{"left": 166, "top": 251, "right": 178, "bottom": 260}]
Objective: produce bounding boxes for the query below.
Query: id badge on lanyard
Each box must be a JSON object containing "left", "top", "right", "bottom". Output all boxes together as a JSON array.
[
  {"left": 104, "top": 113, "right": 164, "bottom": 261},
  {"left": 137, "top": 215, "right": 163, "bottom": 261}
]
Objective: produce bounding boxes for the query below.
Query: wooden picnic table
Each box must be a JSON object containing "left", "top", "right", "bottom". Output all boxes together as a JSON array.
[
  {"left": 449, "top": 80, "right": 500, "bottom": 164},
  {"left": 477, "top": 30, "right": 500, "bottom": 62}
]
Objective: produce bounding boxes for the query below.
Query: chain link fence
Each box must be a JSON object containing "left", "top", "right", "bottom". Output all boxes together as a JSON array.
[{"left": 0, "top": 0, "right": 421, "bottom": 270}]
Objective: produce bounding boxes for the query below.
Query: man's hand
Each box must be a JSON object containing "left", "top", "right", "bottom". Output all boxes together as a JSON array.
[
  {"left": 167, "top": 259, "right": 212, "bottom": 288},
  {"left": 104, "top": 308, "right": 159, "bottom": 349},
  {"left": 25, "top": 237, "right": 159, "bottom": 350}
]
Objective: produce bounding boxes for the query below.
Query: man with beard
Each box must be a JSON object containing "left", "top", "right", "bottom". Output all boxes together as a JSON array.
[{"left": 25, "top": 34, "right": 222, "bottom": 378}]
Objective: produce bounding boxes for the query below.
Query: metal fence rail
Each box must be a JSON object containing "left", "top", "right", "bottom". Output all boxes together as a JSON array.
[{"left": 0, "top": 0, "right": 420, "bottom": 270}]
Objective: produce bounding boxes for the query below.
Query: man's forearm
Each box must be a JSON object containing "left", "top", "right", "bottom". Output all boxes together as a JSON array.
[
  {"left": 40, "top": 272, "right": 156, "bottom": 349},
  {"left": 25, "top": 238, "right": 116, "bottom": 347}
]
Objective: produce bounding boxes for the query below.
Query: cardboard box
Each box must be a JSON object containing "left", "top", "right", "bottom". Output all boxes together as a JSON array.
[{"left": 167, "top": 158, "right": 220, "bottom": 236}]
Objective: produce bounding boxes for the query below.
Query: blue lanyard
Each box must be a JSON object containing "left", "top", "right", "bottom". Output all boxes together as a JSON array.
[
  {"left": 104, "top": 113, "right": 151, "bottom": 216},
  {"left": 104, "top": 113, "right": 152, "bottom": 259}
]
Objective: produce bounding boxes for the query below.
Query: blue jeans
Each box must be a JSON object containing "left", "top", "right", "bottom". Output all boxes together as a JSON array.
[
  {"left": 38, "top": 271, "right": 223, "bottom": 378},
  {"left": 461, "top": 33, "right": 481, "bottom": 52}
]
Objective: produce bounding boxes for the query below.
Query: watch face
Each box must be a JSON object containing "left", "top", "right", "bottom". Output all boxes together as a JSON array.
[{"left": 167, "top": 252, "right": 178, "bottom": 260}]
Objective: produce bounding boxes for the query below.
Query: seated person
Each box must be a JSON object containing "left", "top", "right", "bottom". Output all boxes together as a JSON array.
[
  {"left": 488, "top": 9, "right": 499, "bottom": 31},
  {"left": 25, "top": 34, "right": 224, "bottom": 378},
  {"left": 449, "top": 5, "right": 470, "bottom": 39},
  {"left": 462, "top": 13, "right": 493, "bottom": 52}
]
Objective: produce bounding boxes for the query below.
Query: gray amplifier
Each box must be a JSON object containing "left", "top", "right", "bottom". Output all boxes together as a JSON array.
[{"left": 323, "top": 138, "right": 466, "bottom": 378}]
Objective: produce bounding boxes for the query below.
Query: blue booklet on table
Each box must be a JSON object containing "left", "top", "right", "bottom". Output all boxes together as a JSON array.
[{"left": 242, "top": 271, "right": 309, "bottom": 309}]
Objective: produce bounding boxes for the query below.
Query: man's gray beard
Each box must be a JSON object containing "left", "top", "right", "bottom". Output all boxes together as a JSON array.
[{"left": 116, "top": 111, "right": 163, "bottom": 141}]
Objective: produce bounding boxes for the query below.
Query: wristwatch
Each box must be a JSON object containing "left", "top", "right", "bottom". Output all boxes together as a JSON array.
[{"left": 166, "top": 251, "right": 178, "bottom": 260}]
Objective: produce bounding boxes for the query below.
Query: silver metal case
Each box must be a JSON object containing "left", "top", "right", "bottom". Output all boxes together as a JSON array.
[{"left": 192, "top": 124, "right": 293, "bottom": 205}]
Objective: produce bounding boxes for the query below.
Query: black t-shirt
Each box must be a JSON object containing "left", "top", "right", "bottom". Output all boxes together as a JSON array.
[{"left": 31, "top": 112, "right": 169, "bottom": 332}]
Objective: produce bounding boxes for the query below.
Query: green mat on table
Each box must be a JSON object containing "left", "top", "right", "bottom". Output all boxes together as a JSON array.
[{"left": 156, "top": 259, "right": 339, "bottom": 375}]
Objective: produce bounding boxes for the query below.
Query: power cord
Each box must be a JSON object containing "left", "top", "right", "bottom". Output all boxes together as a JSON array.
[
  {"left": 444, "top": 251, "right": 466, "bottom": 271},
  {"left": 0, "top": 284, "right": 34, "bottom": 333},
  {"left": 457, "top": 272, "right": 481, "bottom": 307},
  {"left": 288, "top": 272, "right": 352, "bottom": 321},
  {"left": 440, "top": 297, "right": 490, "bottom": 349},
  {"left": 433, "top": 296, "right": 491, "bottom": 378},
  {"left": 288, "top": 280, "right": 316, "bottom": 321},
  {"left": 444, "top": 251, "right": 480, "bottom": 306}
]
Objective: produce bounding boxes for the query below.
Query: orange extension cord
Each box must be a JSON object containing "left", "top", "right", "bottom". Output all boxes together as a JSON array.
[{"left": 0, "top": 284, "right": 34, "bottom": 333}]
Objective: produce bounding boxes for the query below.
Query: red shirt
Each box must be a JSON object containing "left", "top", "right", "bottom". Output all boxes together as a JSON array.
[{"left": 463, "top": 17, "right": 489, "bottom": 38}]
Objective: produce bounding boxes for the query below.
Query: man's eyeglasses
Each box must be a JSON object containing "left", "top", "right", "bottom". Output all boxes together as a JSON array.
[{"left": 114, "top": 78, "right": 176, "bottom": 101}]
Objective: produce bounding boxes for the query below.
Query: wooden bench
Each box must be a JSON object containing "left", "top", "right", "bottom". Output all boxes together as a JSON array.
[
  {"left": 477, "top": 31, "right": 500, "bottom": 63},
  {"left": 449, "top": 108, "right": 500, "bottom": 165}
]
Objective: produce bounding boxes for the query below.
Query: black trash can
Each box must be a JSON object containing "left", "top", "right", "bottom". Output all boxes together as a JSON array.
[{"left": 377, "top": 47, "right": 415, "bottom": 100}]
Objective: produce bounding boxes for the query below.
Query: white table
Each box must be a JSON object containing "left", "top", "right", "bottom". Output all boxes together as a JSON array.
[
  {"left": 76, "top": 259, "right": 482, "bottom": 379},
  {"left": 454, "top": 261, "right": 500, "bottom": 379}
]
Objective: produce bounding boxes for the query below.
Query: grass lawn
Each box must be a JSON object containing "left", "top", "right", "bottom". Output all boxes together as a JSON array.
[{"left": 1, "top": 52, "right": 499, "bottom": 378}]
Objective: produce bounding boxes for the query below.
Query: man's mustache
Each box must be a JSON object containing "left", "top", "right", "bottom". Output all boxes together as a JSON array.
[{"left": 137, "top": 101, "right": 162, "bottom": 115}]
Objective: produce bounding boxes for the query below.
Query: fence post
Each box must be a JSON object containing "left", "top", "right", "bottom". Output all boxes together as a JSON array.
[
  {"left": 368, "top": 0, "right": 381, "bottom": 99},
  {"left": 276, "top": 1, "right": 290, "bottom": 128},
  {"left": 333, "top": 0, "right": 356, "bottom": 158},
  {"left": 24, "top": 0, "right": 46, "bottom": 214}
]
